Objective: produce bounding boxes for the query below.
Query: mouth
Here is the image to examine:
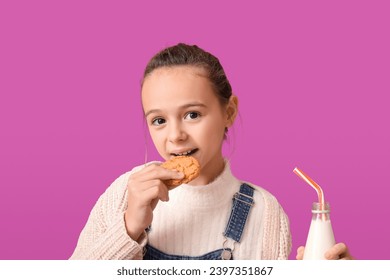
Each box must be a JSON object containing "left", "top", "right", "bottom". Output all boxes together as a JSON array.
[{"left": 171, "top": 148, "right": 198, "bottom": 157}]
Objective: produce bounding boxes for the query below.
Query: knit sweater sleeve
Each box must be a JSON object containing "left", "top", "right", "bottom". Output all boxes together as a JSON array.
[
  {"left": 277, "top": 205, "right": 292, "bottom": 260},
  {"left": 260, "top": 188, "right": 292, "bottom": 260},
  {"left": 69, "top": 171, "right": 147, "bottom": 260}
]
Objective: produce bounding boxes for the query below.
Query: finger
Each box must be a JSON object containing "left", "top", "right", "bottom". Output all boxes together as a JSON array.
[
  {"left": 127, "top": 178, "right": 156, "bottom": 194},
  {"left": 296, "top": 246, "right": 305, "bottom": 260},
  {"left": 129, "top": 179, "right": 164, "bottom": 192},
  {"left": 150, "top": 184, "right": 169, "bottom": 209},
  {"left": 325, "top": 243, "right": 347, "bottom": 260},
  {"left": 135, "top": 165, "right": 184, "bottom": 182},
  {"left": 132, "top": 186, "right": 161, "bottom": 209},
  {"left": 339, "top": 245, "right": 354, "bottom": 260},
  {"left": 150, "top": 197, "right": 160, "bottom": 210},
  {"left": 158, "top": 182, "right": 169, "bottom": 202},
  {"left": 128, "top": 181, "right": 167, "bottom": 207}
]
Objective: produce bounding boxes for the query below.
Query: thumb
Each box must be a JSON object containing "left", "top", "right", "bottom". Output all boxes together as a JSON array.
[{"left": 296, "top": 246, "right": 305, "bottom": 260}]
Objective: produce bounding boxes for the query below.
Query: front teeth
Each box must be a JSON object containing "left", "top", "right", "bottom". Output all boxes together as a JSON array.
[{"left": 175, "top": 150, "right": 193, "bottom": 156}]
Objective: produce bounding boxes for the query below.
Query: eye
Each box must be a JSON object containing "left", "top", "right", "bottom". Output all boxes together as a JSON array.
[
  {"left": 184, "top": 111, "right": 200, "bottom": 120},
  {"left": 151, "top": 117, "right": 166, "bottom": 126}
]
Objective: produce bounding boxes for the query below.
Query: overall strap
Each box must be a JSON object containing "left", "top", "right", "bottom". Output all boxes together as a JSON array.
[{"left": 223, "top": 183, "right": 255, "bottom": 243}]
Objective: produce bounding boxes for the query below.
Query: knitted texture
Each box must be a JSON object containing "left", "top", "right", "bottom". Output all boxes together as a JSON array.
[
  {"left": 70, "top": 161, "right": 291, "bottom": 260},
  {"left": 70, "top": 172, "right": 147, "bottom": 260},
  {"left": 260, "top": 192, "right": 292, "bottom": 260}
]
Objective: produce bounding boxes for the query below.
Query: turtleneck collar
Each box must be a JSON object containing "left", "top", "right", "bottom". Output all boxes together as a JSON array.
[{"left": 169, "top": 160, "right": 241, "bottom": 209}]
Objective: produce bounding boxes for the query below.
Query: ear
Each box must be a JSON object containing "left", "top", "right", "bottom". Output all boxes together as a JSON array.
[{"left": 225, "top": 95, "right": 239, "bottom": 127}]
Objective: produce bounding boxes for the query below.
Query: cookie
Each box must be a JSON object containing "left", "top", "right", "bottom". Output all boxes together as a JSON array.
[{"left": 161, "top": 156, "right": 200, "bottom": 188}]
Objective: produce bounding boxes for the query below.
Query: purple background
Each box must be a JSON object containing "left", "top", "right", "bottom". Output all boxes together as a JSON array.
[{"left": 1, "top": 1, "right": 389, "bottom": 260}]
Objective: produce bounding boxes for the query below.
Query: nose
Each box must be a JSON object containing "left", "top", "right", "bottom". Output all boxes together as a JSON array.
[{"left": 168, "top": 121, "right": 187, "bottom": 143}]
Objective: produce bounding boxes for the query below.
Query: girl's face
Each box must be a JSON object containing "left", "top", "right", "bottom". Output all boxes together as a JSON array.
[{"left": 141, "top": 66, "right": 237, "bottom": 185}]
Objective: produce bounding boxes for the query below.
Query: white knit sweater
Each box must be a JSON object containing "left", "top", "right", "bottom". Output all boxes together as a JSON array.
[{"left": 70, "top": 161, "right": 291, "bottom": 260}]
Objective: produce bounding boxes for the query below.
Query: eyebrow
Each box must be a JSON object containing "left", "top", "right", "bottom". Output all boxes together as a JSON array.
[{"left": 144, "top": 103, "right": 207, "bottom": 118}]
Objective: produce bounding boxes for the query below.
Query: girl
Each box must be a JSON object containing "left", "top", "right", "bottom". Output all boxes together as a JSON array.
[{"left": 70, "top": 43, "right": 353, "bottom": 260}]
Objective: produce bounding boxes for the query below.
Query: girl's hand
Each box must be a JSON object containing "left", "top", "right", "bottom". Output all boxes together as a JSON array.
[
  {"left": 296, "top": 246, "right": 305, "bottom": 260},
  {"left": 124, "top": 164, "right": 184, "bottom": 241},
  {"left": 296, "top": 243, "right": 354, "bottom": 260},
  {"left": 324, "top": 243, "right": 354, "bottom": 260}
]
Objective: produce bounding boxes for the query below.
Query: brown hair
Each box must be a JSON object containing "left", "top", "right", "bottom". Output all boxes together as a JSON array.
[{"left": 142, "top": 43, "right": 232, "bottom": 105}]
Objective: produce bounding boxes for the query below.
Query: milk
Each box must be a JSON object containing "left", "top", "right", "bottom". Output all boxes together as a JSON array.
[{"left": 303, "top": 202, "right": 336, "bottom": 260}]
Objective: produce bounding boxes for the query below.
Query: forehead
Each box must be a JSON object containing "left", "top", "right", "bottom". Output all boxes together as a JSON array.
[{"left": 141, "top": 66, "right": 219, "bottom": 110}]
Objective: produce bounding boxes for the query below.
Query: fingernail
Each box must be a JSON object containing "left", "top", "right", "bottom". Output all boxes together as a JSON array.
[{"left": 175, "top": 172, "right": 184, "bottom": 178}]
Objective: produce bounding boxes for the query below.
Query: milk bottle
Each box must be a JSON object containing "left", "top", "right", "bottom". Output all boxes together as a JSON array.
[{"left": 303, "top": 202, "right": 335, "bottom": 260}]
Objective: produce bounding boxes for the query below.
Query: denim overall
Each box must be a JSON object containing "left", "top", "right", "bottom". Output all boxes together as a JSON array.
[{"left": 143, "top": 183, "right": 255, "bottom": 260}]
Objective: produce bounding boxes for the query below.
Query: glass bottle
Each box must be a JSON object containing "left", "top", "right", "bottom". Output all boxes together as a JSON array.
[{"left": 303, "top": 202, "right": 336, "bottom": 260}]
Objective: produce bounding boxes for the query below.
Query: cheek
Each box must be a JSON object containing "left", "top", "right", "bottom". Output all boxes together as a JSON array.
[
  {"left": 148, "top": 129, "right": 163, "bottom": 148},
  {"left": 198, "top": 120, "right": 226, "bottom": 142}
]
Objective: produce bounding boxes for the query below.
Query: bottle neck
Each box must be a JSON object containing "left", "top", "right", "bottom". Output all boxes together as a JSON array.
[{"left": 311, "top": 202, "right": 331, "bottom": 221}]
